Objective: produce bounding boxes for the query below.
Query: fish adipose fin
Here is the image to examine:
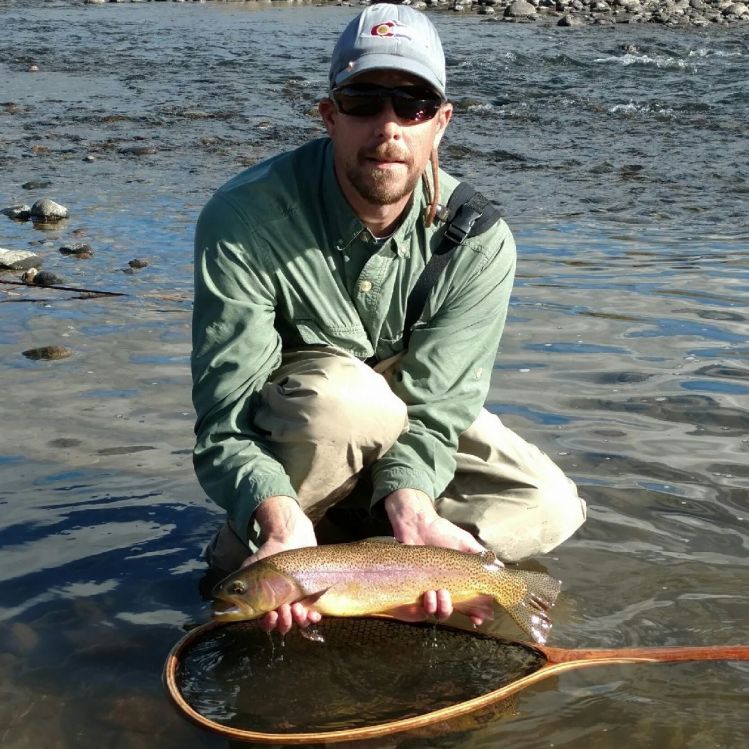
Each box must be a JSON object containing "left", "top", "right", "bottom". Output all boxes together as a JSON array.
[{"left": 502, "top": 570, "right": 561, "bottom": 645}]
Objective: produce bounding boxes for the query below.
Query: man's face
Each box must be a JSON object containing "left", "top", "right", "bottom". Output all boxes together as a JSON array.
[{"left": 319, "top": 70, "right": 452, "bottom": 211}]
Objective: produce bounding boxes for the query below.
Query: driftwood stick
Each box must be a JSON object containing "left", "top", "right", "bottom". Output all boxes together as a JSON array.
[{"left": 0, "top": 279, "right": 126, "bottom": 297}]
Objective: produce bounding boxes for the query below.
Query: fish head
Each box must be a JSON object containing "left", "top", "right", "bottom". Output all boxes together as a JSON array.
[{"left": 211, "top": 562, "right": 298, "bottom": 622}]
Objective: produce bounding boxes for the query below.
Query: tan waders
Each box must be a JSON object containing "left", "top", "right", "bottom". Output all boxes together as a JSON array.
[{"left": 204, "top": 348, "right": 586, "bottom": 572}]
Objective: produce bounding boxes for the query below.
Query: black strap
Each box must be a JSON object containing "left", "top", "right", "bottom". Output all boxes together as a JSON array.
[{"left": 401, "top": 183, "right": 501, "bottom": 348}]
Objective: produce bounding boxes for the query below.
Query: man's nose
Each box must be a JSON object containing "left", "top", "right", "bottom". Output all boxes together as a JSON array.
[{"left": 371, "top": 100, "right": 403, "bottom": 138}]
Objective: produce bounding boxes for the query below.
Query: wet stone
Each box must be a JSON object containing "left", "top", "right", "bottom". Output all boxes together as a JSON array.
[
  {"left": 128, "top": 258, "right": 149, "bottom": 269},
  {"left": 22, "top": 179, "right": 52, "bottom": 190},
  {"left": 504, "top": 0, "right": 539, "bottom": 16},
  {"left": 0, "top": 248, "right": 42, "bottom": 271},
  {"left": 2, "top": 204, "right": 31, "bottom": 221},
  {"left": 22, "top": 345, "right": 74, "bottom": 361},
  {"left": 30, "top": 198, "right": 69, "bottom": 221},
  {"left": 59, "top": 243, "right": 94, "bottom": 257},
  {"left": 559, "top": 11, "right": 586, "bottom": 22},
  {"left": 118, "top": 145, "right": 157, "bottom": 157},
  {"left": 48, "top": 437, "right": 83, "bottom": 448},
  {"left": 22, "top": 268, "right": 64, "bottom": 286}
]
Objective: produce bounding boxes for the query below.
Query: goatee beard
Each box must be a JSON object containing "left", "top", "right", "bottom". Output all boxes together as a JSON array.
[{"left": 347, "top": 146, "right": 419, "bottom": 206}]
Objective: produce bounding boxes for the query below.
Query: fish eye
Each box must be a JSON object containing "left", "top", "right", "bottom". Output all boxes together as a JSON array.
[{"left": 228, "top": 580, "right": 247, "bottom": 595}]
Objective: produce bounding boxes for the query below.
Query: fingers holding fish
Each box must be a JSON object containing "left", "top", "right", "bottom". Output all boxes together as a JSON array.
[
  {"left": 259, "top": 602, "right": 322, "bottom": 635},
  {"left": 422, "top": 588, "right": 454, "bottom": 621}
]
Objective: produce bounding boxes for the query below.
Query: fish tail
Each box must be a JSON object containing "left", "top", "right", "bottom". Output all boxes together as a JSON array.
[{"left": 499, "top": 570, "right": 561, "bottom": 645}]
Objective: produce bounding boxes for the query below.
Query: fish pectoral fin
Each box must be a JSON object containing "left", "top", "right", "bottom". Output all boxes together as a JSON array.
[
  {"left": 453, "top": 594, "right": 496, "bottom": 621},
  {"left": 384, "top": 603, "right": 431, "bottom": 622},
  {"left": 296, "top": 588, "right": 331, "bottom": 610}
]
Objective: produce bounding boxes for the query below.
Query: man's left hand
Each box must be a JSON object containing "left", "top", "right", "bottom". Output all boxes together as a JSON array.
[{"left": 383, "top": 488, "right": 494, "bottom": 626}]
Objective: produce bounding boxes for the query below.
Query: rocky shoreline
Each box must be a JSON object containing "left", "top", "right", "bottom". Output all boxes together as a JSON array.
[{"left": 78, "top": 0, "right": 749, "bottom": 27}]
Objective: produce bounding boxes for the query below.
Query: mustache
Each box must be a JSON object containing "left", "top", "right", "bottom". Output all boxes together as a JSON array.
[{"left": 359, "top": 145, "right": 411, "bottom": 165}]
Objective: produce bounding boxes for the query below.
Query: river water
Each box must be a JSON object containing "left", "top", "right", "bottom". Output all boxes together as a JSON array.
[{"left": 0, "top": 1, "right": 747, "bottom": 747}]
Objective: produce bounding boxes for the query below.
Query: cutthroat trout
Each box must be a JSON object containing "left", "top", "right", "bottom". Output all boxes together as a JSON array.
[{"left": 212, "top": 540, "right": 561, "bottom": 644}]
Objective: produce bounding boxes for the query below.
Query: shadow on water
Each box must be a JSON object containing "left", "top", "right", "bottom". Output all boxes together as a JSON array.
[{"left": 1, "top": 2, "right": 748, "bottom": 748}]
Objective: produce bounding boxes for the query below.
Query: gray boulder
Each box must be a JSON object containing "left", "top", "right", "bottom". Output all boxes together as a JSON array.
[
  {"left": 505, "top": 0, "right": 538, "bottom": 16},
  {"left": 0, "top": 248, "right": 42, "bottom": 271},
  {"left": 30, "top": 199, "right": 69, "bottom": 221}
]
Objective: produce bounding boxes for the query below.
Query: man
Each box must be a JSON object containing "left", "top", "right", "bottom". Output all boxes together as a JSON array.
[{"left": 191, "top": 4, "right": 586, "bottom": 633}]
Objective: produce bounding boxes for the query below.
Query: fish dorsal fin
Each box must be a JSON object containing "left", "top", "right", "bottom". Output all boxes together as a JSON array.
[{"left": 478, "top": 549, "right": 497, "bottom": 564}]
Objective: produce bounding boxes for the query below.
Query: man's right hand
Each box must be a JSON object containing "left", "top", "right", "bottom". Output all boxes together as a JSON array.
[{"left": 241, "top": 495, "right": 321, "bottom": 635}]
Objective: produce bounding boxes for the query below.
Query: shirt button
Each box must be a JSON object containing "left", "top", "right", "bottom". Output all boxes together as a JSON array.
[
  {"left": 359, "top": 280, "right": 373, "bottom": 293},
  {"left": 397, "top": 245, "right": 408, "bottom": 257}
]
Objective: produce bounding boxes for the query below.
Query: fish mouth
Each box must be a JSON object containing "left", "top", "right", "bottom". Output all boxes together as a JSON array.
[{"left": 212, "top": 598, "right": 252, "bottom": 621}]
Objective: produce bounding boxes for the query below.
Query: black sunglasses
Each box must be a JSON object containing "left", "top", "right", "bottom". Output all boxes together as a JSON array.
[{"left": 331, "top": 84, "right": 445, "bottom": 123}]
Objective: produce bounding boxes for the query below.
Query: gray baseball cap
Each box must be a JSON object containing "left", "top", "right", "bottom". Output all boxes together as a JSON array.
[{"left": 329, "top": 4, "right": 446, "bottom": 99}]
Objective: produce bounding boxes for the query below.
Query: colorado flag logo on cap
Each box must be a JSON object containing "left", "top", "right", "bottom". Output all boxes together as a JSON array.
[{"left": 368, "top": 20, "right": 412, "bottom": 40}]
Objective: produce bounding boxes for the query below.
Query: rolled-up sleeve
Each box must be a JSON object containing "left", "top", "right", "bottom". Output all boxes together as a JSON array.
[
  {"left": 370, "top": 220, "right": 517, "bottom": 503},
  {"left": 191, "top": 194, "right": 295, "bottom": 537}
]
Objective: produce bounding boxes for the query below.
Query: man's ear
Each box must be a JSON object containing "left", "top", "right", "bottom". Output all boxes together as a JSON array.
[
  {"left": 433, "top": 102, "right": 453, "bottom": 150},
  {"left": 319, "top": 98, "right": 336, "bottom": 137}
]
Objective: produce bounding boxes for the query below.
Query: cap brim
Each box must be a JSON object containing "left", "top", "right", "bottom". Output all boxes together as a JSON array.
[{"left": 333, "top": 53, "right": 446, "bottom": 99}]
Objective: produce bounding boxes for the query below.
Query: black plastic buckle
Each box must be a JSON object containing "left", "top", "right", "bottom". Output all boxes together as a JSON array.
[{"left": 442, "top": 203, "right": 482, "bottom": 249}]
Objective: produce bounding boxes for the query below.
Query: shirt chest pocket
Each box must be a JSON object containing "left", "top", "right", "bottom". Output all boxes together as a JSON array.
[{"left": 288, "top": 318, "right": 374, "bottom": 360}]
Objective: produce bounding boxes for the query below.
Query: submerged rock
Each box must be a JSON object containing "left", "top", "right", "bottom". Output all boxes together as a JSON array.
[
  {"left": 30, "top": 199, "right": 69, "bottom": 222},
  {"left": 22, "top": 345, "right": 74, "bottom": 361},
  {"left": 118, "top": 144, "right": 157, "bottom": 157},
  {"left": 59, "top": 243, "right": 94, "bottom": 257},
  {"left": 22, "top": 180, "right": 51, "bottom": 190},
  {"left": 128, "top": 258, "right": 149, "bottom": 269},
  {"left": 0, "top": 248, "right": 42, "bottom": 271}
]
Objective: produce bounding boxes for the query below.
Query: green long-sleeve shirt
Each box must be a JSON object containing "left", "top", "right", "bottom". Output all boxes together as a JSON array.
[{"left": 191, "top": 137, "right": 516, "bottom": 537}]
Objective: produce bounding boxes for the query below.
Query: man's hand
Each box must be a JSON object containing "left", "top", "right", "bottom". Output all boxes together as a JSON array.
[
  {"left": 384, "top": 488, "right": 493, "bottom": 626},
  {"left": 242, "top": 495, "right": 321, "bottom": 635}
]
